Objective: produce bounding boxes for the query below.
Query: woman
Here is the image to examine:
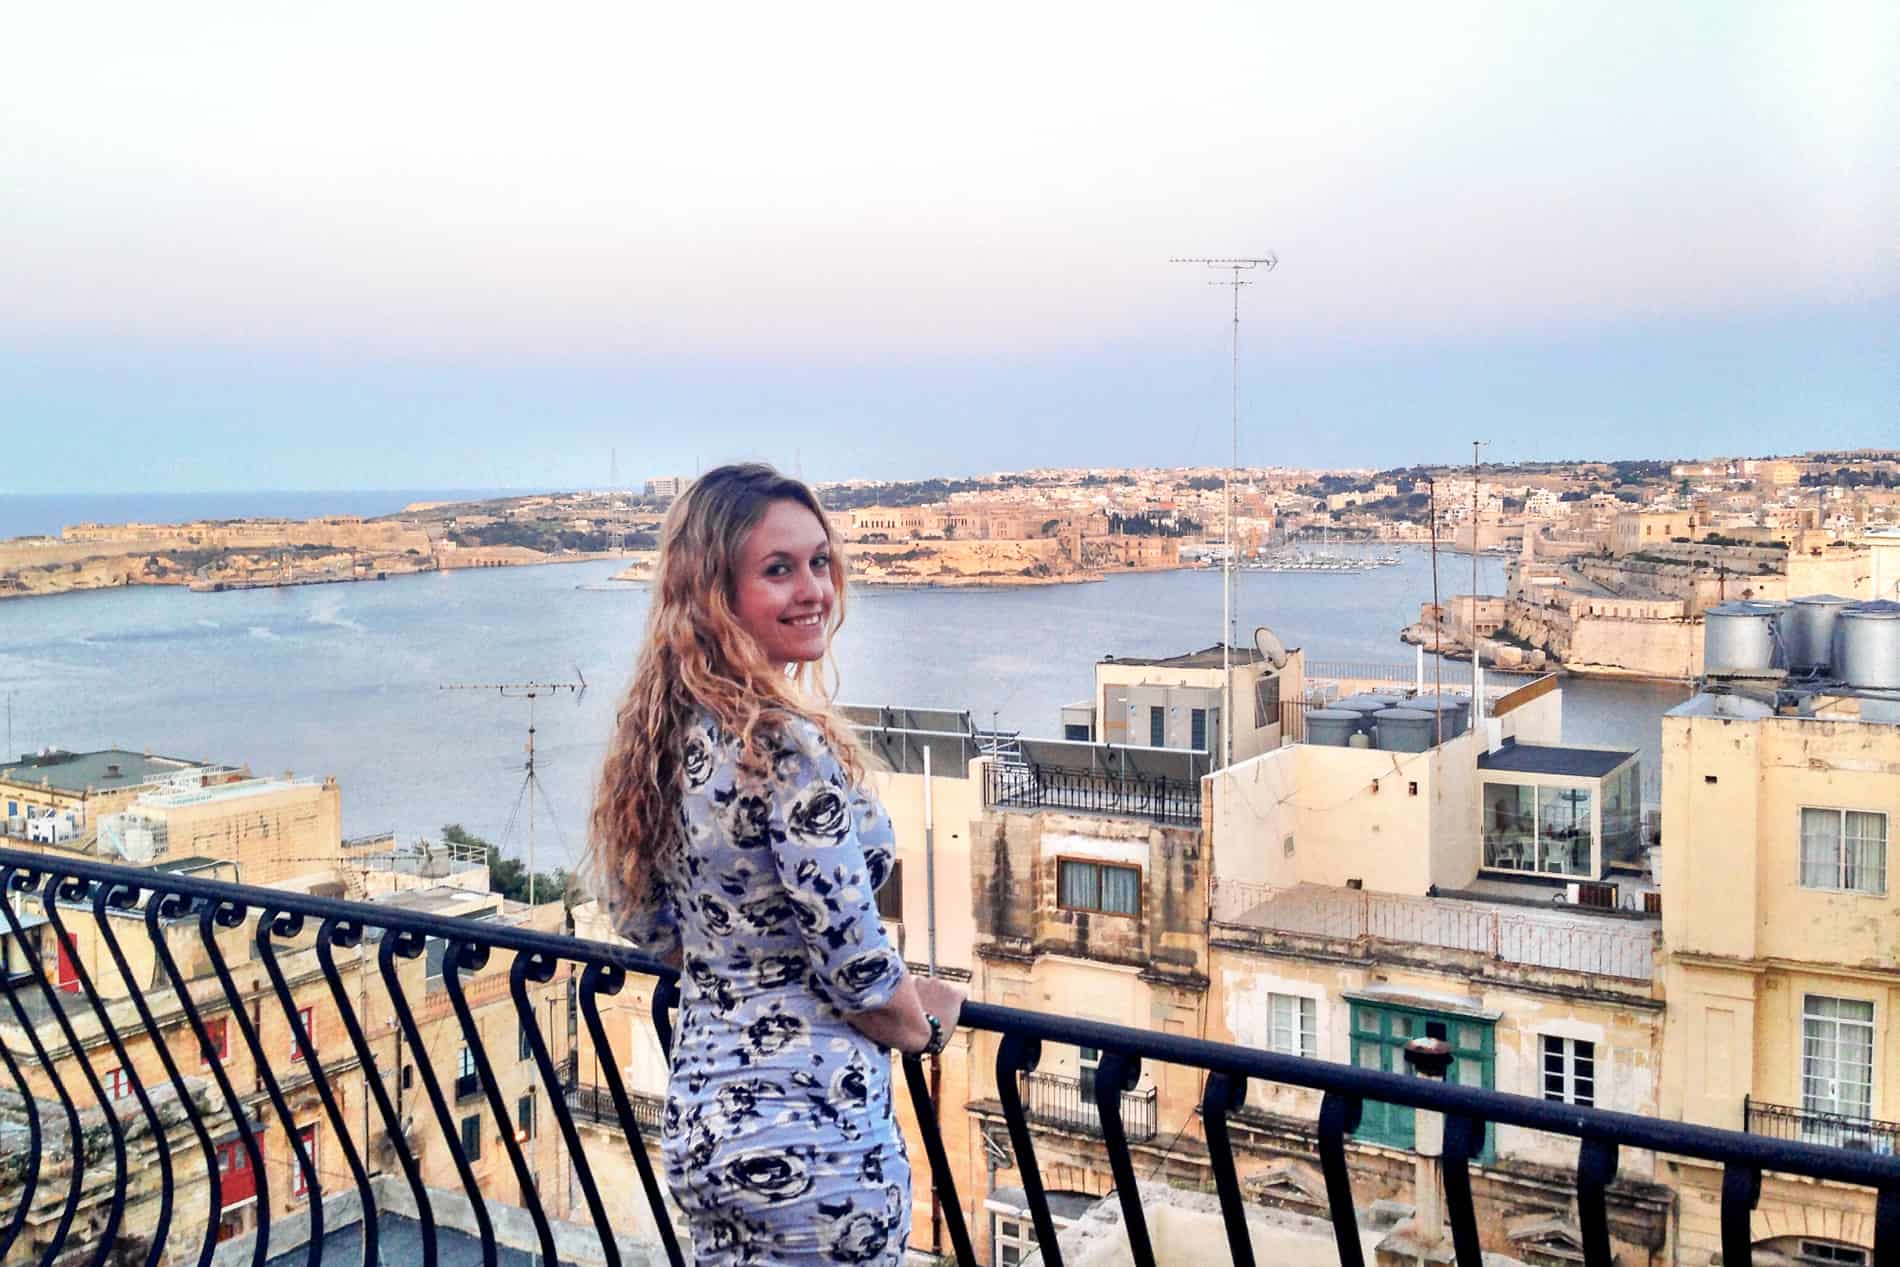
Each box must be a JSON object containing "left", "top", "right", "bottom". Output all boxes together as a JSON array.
[{"left": 592, "top": 463, "right": 965, "bottom": 1267}]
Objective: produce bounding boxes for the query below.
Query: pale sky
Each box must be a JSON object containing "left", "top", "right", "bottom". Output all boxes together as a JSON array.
[{"left": 2, "top": 1, "right": 1894, "bottom": 491}]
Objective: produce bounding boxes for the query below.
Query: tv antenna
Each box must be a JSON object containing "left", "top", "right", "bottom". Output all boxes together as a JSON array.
[
  {"left": 439, "top": 673, "right": 588, "bottom": 906},
  {"left": 1172, "top": 254, "right": 1278, "bottom": 769}
]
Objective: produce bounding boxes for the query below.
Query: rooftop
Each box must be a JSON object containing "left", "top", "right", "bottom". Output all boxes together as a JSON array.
[
  {"left": 1477, "top": 739, "right": 1637, "bottom": 779},
  {"left": 1100, "top": 643, "right": 1268, "bottom": 670},
  {"left": 0, "top": 749, "right": 204, "bottom": 795}
]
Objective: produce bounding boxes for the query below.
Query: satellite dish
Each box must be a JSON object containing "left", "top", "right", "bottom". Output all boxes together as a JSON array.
[{"left": 1253, "top": 626, "right": 1289, "bottom": 670}]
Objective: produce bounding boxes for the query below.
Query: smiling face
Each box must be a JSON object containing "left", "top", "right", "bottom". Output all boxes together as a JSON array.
[{"left": 731, "top": 498, "right": 837, "bottom": 667}]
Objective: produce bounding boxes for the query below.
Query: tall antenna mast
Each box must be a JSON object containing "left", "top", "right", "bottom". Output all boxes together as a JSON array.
[
  {"left": 1173, "top": 254, "right": 1278, "bottom": 769},
  {"left": 1470, "top": 440, "right": 1488, "bottom": 715},
  {"left": 439, "top": 674, "right": 588, "bottom": 905}
]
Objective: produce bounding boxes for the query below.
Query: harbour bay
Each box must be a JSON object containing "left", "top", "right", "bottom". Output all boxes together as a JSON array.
[{"left": 0, "top": 551, "right": 1686, "bottom": 869}]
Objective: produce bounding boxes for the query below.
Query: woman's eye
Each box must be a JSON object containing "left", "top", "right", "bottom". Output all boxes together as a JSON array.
[
  {"left": 813, "top": 554, "right": 830, "bottom": 570},
  {"left": 764, "top": 563, "right": 789, "bottom": 577}
]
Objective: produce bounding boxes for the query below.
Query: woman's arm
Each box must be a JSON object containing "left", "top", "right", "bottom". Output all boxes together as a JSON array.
[
  {"left": 844, "top": 974, "right": 932, "bottom": 1053},
  {"left": 846, "top": 973, "right": 966, "bottom": 1054}
]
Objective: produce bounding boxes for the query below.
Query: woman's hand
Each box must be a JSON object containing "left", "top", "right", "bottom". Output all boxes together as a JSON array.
[
  {"left": 913, "top": 975, "right": 967, "bottom": 1052},
  {"left": 843, "top": 972, "right": 967, "bottom": 1055}
]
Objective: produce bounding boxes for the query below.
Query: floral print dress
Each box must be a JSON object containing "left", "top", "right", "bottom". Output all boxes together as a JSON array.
[{"left": 617, "top": 714, "right": 910, "bottom": 1267}]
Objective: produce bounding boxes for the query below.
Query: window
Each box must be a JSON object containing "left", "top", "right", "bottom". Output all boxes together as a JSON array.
[
  {"left": 1077, "top": 1045, "right": 1100, "bottom": 1101},
  {"left": 1799, "top": 1242, "right": 1869, "bottom": 1267},
  {"left": 103, "top": 1065, "right": 134, "bottom": 1102},
  {"left": 292, "top": 1124, "right": 318, "bottom": 1200},
  {"left": 1350, "top": 1002, "right": 1494, "bottom": 1159},
  {"left": 1268, "top": 994, "right": 1316, "bottom": 1058},
  {"left": 1189, "top": 708, "right": 1207, "bottom": 752},
  {"left": 216, "top": 1139, "right": 256, "bottom": 1209},
  {"left": 1057, "top": 860, "right": 1140, "bottom": 916},
  {"left": 1063, "top": 723, "right": 1091, "bottom": 742},
  {"left": 518, "top": 1021, "right": 534, "bottom": 1063},
  {"left": 1803, "top": 995, "right": 1874, "bottom": 1124},
  {"left": 1482, "top": 781, "right": 1593, "bottom": 877},
  {"left": 459, "top": 1043, "right": 477, "bottom": 1079},
  {"left": 876, "top": 859, "right": 904, "bottom": 922},
  {"left": 1542, "top": 1036, "right": 1596, "bottom": 1107},
  {"left": 993, "top": 1214, "right": 1038, "bottom": 1267},
  {"left": 202, "top": 1015, "right": 230, "bottom": 1066},
  {"left": 290, "top": 1005, "right": 313, "bottom": 1062},
  {"left": 460, "top": 1113, "right": 483, "bottom": 1160},
  {"left": 1800, "top": 808, "right": 1887, "bottom": 895},
  {"left": 1148, "top": 706, "right": 1164, "bottom": 747},
  {"left": 516, "top": 1091, "right": 536, "bottom": 1141}
]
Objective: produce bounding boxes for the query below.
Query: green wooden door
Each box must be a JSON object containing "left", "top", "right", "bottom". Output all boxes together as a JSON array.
[{"left": 1348, "top": 1002, "right": 1495, "bottom": 1162}]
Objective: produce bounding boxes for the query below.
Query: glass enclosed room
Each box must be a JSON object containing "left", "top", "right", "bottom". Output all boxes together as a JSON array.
[{"left": 1478, "top": 740, "right": 1644, "bottom": 879}]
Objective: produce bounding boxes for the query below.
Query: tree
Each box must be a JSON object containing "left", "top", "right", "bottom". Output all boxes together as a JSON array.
[{"left": 442, "top": 823, "right": 571, "bottom": 905}]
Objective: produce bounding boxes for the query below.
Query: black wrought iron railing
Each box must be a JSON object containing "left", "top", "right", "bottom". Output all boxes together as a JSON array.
[
  {"left": 1019, "top": 1070, "right": 1157, "bottom": 1142},
  {"left": 0, "top": 844, "right": 1897, "bottom": 1267},
  {"left": 1747, "top": 1095, "right": 1900, "bottom": 1157},
  {"left": 985, "top": 761, "right": 1201, "bottom": 825}
]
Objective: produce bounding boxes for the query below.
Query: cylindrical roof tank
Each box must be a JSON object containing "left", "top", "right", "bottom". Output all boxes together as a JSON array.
[
  {"left": 1783, "top": 594, "right": 1854, "bottom": 674},
  {"left": 1409, "top": 695, "right": 1469, "bottom": 740},
  {"left": 1304, "top": 709, "right": 1363, "bottom": 747},
  {"left": 1703, "top": 601, "right": 1780, "bottom": 673},
  {"left": 1836, "top": 601, "right": 1900, "bottom": 690},
  {"left": 1334, "top": 694, "right": 1400, "bottom": 715},
  {"left": 1373, "top": 707, "right": 1436, "bottom": 753}
]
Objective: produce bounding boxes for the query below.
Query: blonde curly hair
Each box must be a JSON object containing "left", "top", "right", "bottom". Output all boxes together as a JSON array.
[{"left": 589, "top": 463, "right": 865, "bottom": 909}]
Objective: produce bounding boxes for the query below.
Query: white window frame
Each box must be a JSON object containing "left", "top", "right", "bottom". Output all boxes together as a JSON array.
[
  {"left": 992, "top": 1214, "right": 1036, "bottom": 1267},
  {"left": 290, "top": 1005, "right": 313, "bottom": 1062},
  {"left": 1802, "top": 994, "right": 1875, "bottom": 1125},
  {"left": 1541, "top": 1035, "right": 1596, "bottom": 1107},
  {"left": 1799, "top": 807, "right": 1888, "bottom": 896},
  {"left": 1077, "top": 1045, "right": 1101, "bottom": 1101},
  {"left": 1267, "top": 993, "right": 1316, "bottom": 1058},
  {"left": 292, "top": 1123, "right": 318, "bottom": 1200}
]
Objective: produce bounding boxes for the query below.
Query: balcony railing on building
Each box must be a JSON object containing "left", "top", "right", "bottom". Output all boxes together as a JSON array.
[
  {"left": 985, "top": 761, "right": 1201, "bottom": 826},
  {"left": 1215, "top": 881, "right": 1659, "bottom": 981},
  {"left": 1019, "top": 1070, "right": 1158, "bottom": 1142},
  {"left": 566, "top": 1080, "right": 666, "bottom": 1133},
  {"left": 0, "top": 843, "right": 1895, "bottom": 1267},
  {"left": 1747, "top": 1096, "right": 1900, "bottom": 1157}
]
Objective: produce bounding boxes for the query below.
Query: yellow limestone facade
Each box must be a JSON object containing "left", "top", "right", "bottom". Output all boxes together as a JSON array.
[{"left": 1660, "top": 700, "right": 1900, "bottom": 1263}]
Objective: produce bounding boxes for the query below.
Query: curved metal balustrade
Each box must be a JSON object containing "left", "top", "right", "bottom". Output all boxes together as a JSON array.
[{"left": 0, "top": 844, "right": 1895, "bottom": 1267}]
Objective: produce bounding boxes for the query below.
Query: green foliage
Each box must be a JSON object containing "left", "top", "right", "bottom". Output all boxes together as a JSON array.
[
  {"left": 1107, "top": 511, "right": 1201, "bottom": 537},
  {"left": 447, "top": 521, "right": 656, "bottom": 553},
  {"left": 442, "top": 823, "right": 571, "bottom": 905}
]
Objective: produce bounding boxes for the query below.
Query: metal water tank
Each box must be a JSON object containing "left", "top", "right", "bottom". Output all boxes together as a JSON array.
[
  {"left": 1304, "top": 709, "right": 1362, "bottom": 747},
  {"left": 1783, "top": 595, "right": 1854, "bottom": 675},
  {"left": 1410, "top": 694, "right": 1469, "bottom": 739},
  {"left": 1703, "top": 601, "right": 1780, "bottom": 673},
  {"left": 1836, "top": 601, "right": 1900, "bottom": 690},
  {"left": 1373, "top": 708, "right": 1435, "bottom": 753}
]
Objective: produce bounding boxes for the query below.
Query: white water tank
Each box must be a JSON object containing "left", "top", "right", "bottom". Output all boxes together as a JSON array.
[
  {"left": 1836, "top": 601, "right": 1900, "bottom": 690},
  {"left": 1703, "top": 601, "right": 1780, "bottom": 673},
  {"left": 1784, "top": 594, "right": 1854, "bottom": 675}
]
